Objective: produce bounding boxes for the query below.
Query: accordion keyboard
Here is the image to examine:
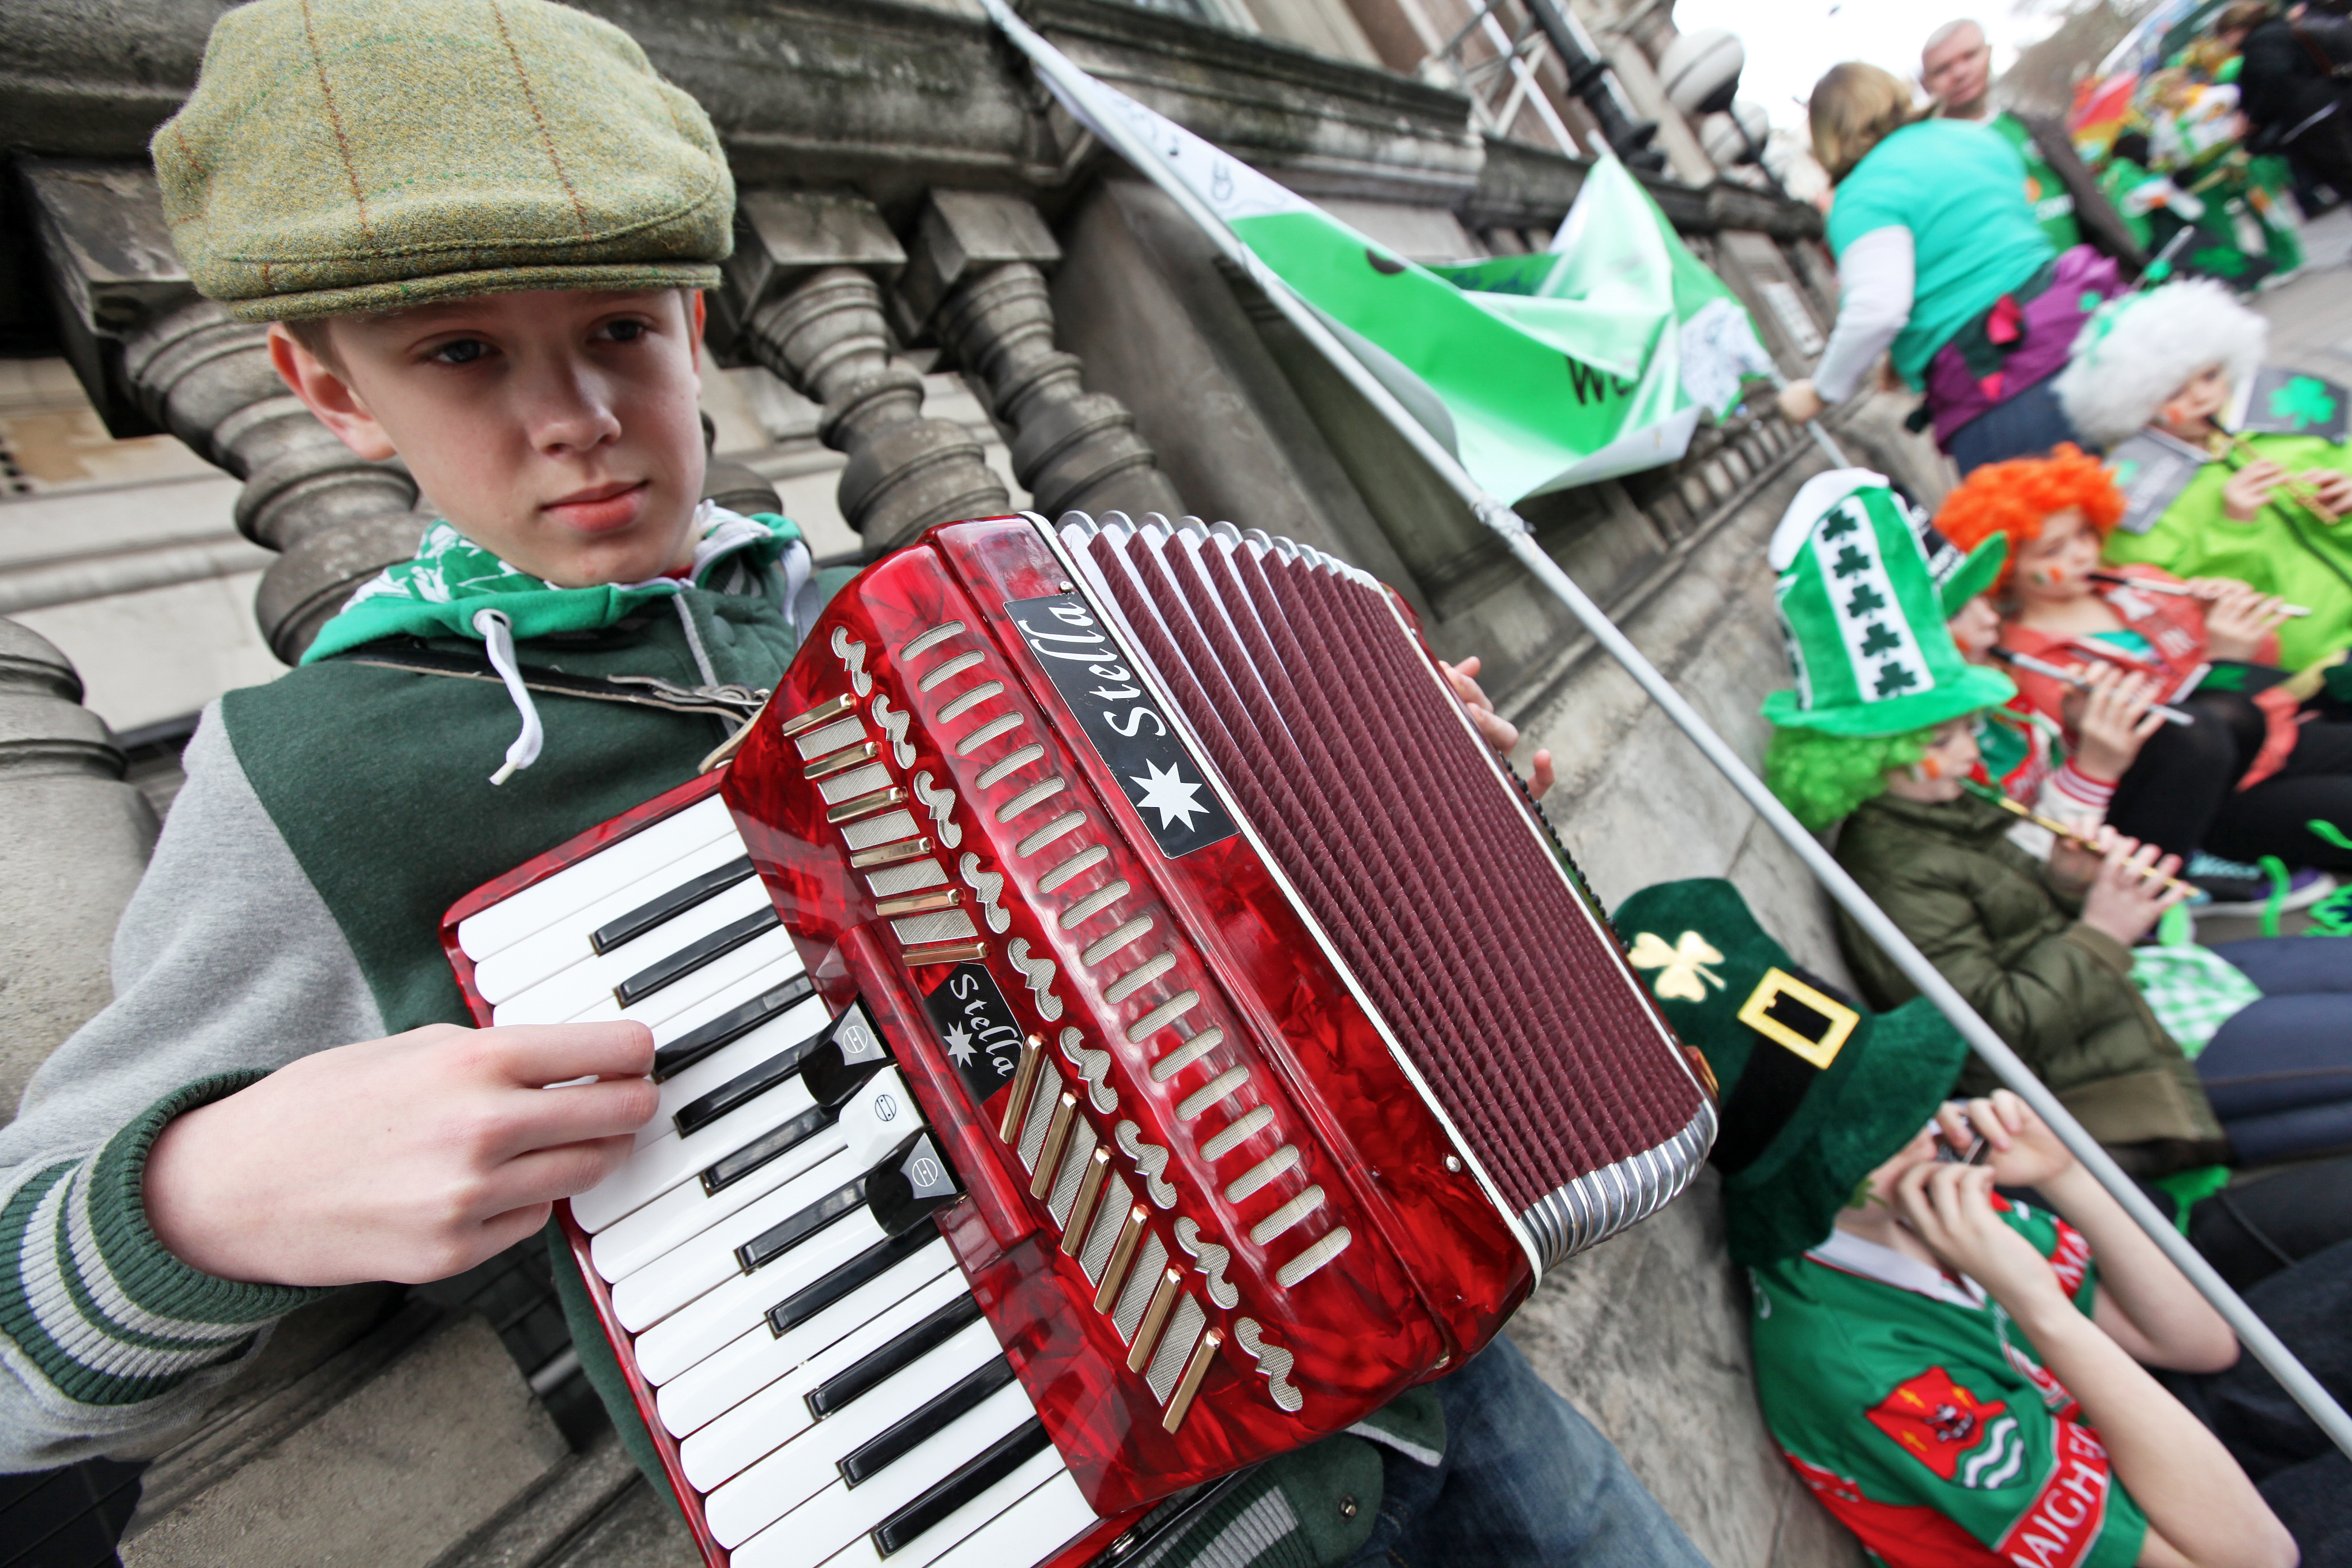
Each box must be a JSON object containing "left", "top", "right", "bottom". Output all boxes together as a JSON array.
[{"left": 449, "top": 782, "right": 1105, "bottom": 1568}]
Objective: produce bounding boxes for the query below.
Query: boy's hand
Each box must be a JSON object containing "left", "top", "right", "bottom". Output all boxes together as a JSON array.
[
  {"left": 2078, "top": 828, "right": 2189, "bottom": 946},
  {"left": 1940, "top": 1091, "right": 2074, "bottom": 1192},
  {"left": 2299, "top": 468, "right": 2352, "bottom": 519},
  {"left": 2201, "top": 580, "right": 2292, "bottom": 661},
  {"left": 2065, "top": 662, "right": 2165, "bottom": 782},
  {"left": 1442, "top": 655, "right": 1556, "bottom": 797},
  {"left": 2222, "top": 458, "right": 2283, "bottom": 521},
  {"left": 145, "top": 1022, "right": 657, "bottom": 1288},
  {"left": 1892, "top": 1160, "right": 2070, "bottom": 1313}
]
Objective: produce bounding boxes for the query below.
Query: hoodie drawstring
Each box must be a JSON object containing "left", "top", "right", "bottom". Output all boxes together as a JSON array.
[{"left": 473, "top": 608, "right": 544, "bottom": 785}]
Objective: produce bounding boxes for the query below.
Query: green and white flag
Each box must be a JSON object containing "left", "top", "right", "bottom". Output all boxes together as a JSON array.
[{"left": 985, "top": 3, "right": 1774, "bottom": 500}]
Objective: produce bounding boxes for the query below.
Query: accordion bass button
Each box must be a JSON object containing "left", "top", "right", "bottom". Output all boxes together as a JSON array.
[
  {"left": 777, "top": 692, "right": 858, "bottom": 738},
  {"left": 998, "top": 1034, "right": 1047, "bottom": 1144},
  {"left": 1160, "top": 1328, "right": 1224, "bottom": 1434},
  {"left": 1028, "top": 1093, "right": 1080, "bottom": 1200}
]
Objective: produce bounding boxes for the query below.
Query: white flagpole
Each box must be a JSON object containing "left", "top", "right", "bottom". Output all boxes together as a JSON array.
[{"left": 980, "top": 0, "right": 2352, "bottom": 1456}]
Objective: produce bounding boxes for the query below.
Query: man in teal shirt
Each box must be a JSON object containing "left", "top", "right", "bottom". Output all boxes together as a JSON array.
[{"left": 1923, "top": 18, "right": 2148, "bottom": 272}]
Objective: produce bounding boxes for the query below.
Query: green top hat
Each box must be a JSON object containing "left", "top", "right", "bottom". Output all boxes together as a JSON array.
[
  {"left": 1916, "top": 520, "right": 2008, "bottom": 618},
  {"left": 1761, "top": 470, "right": 2014, "bottom": 738},
  {"left": 1614, "top": 877, "right": 1969, "bottom": 1265}
]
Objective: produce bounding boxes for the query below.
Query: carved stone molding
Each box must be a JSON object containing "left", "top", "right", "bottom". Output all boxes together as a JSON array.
[
  {"left": 118, "top": 300, "right": 423, "bottom": 662},
  {"left": 910, "top": 190, "right": 1181, "bottom": 523},
  {"left": 20, "top": 160, "right": 422, "bottom": 662},
  {"left": 726, "top": 191, "right": 1008, "bottom": 551}
]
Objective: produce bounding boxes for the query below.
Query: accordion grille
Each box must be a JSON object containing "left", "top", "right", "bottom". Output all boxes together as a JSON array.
[
  {"left": 1111, "top": 1235, "right": 1170, "bottom": 1341},
  {"left": 1081, "top": 525, "right": 1701, "bottom": 1213},
  {"left": 1017, "top": 1059, "right": 1065, "bottom": 1173},
  {"left": 1145, "top": 1295, "right": 1207, "bottom": 1404},
  {"left": 1079, "top": 1175, "right": 1133, "bottom": 1284},
  {"left": 1047, "top": 1120, "right": 1101, "bottom": 1226}
]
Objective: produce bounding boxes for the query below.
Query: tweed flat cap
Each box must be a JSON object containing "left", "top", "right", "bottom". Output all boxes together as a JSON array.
[{"left": 153, "top": 0, "right": 734, "bottom": 321}]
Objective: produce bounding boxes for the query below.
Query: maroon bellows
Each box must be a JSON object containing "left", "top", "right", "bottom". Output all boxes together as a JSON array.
[{"left": 1080, "top": 525, "right": 1699, "bottom": 1213}]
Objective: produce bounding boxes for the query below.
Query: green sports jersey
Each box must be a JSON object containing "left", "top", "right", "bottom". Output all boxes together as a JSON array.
[
  {"left": 1751, "top": 1204, "right": 2150, "bottom": 1568},
  {"left": 1988, "top": 112, "right": 2083, "bottom": 254}
]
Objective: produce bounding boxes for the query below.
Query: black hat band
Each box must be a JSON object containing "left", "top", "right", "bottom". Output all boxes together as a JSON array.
[{"left": 1709, "top": 966, "right": 1859, "bottom": 1176}]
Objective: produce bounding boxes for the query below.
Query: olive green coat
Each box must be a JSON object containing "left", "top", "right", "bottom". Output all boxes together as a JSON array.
[{"left": 1831, "top": 793, "right": 2223, "bottom": 1170}]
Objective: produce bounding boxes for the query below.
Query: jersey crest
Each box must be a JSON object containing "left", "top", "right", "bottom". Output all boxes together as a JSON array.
[{"left": 1869, "top": 1367, "right": 2022, "bottom": 1488}]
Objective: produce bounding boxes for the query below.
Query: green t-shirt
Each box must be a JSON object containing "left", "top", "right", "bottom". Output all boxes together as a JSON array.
[
  {"left": 2105, "top": 429, "right": 2352, "bottom": 670},
  {"left": 1989, "top": 111, "right": 2084, "bottom": 252},
  {"left": 1828, "top": 119, "right": 2058, "bottom": 385},
  {"left": 1751, "top": 1205, "right": 2151, "bottom": 1568}
]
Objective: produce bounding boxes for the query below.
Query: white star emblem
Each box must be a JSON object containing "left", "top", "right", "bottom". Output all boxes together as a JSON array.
[
  {"left": 1129, "top": 759, "right": 1208, "bottom": 831},
  {"left": 941, "top": 1023, "right": 975, "bottom": 1068}
]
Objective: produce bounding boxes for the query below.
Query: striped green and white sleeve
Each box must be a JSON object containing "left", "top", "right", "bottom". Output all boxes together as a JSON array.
[
  {"left": 0, "top": 711, "right": 381, "bottom": 1468},
  {"left": 0, "top": 1074, "right": 326, "bottom": 1411}
]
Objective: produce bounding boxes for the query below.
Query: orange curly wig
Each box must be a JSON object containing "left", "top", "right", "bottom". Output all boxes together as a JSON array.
[{"left": 1932, "top": 444, "right": 2124, "bottom": 596}]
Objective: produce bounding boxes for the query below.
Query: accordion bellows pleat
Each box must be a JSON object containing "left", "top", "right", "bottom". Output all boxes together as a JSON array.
[{"left": 1068, "top": 515, "right": 1707, "bottom": 1262}]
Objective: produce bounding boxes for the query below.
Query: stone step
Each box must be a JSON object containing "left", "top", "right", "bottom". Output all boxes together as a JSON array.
[{"left": 120, "top": 1309, "right": 568, "bottom": 1568}]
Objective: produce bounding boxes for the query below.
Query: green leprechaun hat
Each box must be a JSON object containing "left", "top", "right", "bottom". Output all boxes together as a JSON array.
[
  {"left": 1614, "top": 877, "right": 1969, "bottom": 1265},
  {"left": 1914, "top": 516, "right": 2008, "bottom": 619},
  {"left": 1761, "top": 469, "right": 2014, "bottom": 737}
]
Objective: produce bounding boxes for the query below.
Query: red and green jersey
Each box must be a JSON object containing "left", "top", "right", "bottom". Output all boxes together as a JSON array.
[{"left": 1750, "top": 1203, "right": 2150, "bottom": 1568}]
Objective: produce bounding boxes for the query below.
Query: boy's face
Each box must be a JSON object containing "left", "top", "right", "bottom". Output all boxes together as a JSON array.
[
  {"left": 2155, "top": 363, "right": 2233, "bottom": 439},
  {"left": 270, "top": 289, "right": 708, "bottom": 588},
  {"left": 1882, "top": 717, "right": 1981, "bottom": 804},
  {"left": 2012, "top": 507, "right": 2101, "bottom": 604}
]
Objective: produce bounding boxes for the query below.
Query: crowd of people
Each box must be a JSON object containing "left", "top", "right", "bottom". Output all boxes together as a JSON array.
[{"left": 1653, "top": 12, "right": 2352, "bottom": 1562}]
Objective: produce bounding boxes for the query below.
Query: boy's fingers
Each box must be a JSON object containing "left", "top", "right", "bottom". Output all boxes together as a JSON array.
[
  {"left": 486, "top": 1136, "right": 641, "bottom": 1211},
  {"left": 481, "top": 1021, "right": 657, "bottom": 1086},
  {"left": 490, "top": 1077, "right": 659, "bottom": 1159}
]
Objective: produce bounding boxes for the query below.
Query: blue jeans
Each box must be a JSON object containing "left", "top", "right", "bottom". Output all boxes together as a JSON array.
[
  {"left": 1339, "top": 1337, "right": 1708, "bottom": 1568},
  {"left": 2199, "top": 939, "right": 2352, "bottom": 1165},
  {"left": 1942, "top": 375, "right": 2086, "bottom": 473}
]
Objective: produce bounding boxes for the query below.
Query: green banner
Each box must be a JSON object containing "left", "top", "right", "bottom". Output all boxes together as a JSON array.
[{"left": 1017, "top": 41, "right": 1774, "bottom": 502}]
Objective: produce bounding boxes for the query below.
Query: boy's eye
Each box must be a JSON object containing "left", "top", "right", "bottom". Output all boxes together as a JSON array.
[
  {"left": 601, "top": 318, "right": 649, "bottom": 344},
  {"left": 431, "top": 338, "right": 489, "bottom": 365}
]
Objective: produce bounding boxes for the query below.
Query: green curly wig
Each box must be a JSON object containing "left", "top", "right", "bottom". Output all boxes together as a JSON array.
[{"left": 1765, "top": 724, "right": 1936, "bottom": 832}]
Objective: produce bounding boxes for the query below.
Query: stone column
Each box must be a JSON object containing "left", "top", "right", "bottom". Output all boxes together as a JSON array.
[
  {"left": 903, "top": 191, "right": 1182, "bottom": 522},
  {"left": 722, "top": 191, "right": 1008, "bottom": 551},
  {"left": 0, "top": 619, "right": 158, "bottom": 1120},
  {"left": 21, "top": 160, "right": 422, "bottom": 664}
]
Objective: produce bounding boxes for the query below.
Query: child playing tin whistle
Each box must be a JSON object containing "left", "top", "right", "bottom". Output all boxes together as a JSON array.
[
  {"left": 1934, "top": 446, "right": 2352, "bottom": 902},
  {"left": 2055, "top": 279, "right": 2352, "bottom": 672}
]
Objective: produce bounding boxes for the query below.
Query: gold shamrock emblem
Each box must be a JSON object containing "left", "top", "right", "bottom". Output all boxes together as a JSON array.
[{"left": 1629, "top": 929, "right": 1727, "bottom": 1002}]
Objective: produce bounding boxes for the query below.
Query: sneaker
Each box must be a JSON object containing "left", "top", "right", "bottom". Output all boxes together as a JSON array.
[{"left": 2186, "top": 860, "right": 2338, "bottom": 917}]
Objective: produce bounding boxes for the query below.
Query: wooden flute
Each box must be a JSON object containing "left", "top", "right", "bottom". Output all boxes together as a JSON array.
[
  {"left": 1962, "top": 782, "right": 2195, "bottom": 894},
  {"left": 2210, "top": 422, "right": 2342, "bottom": 526}
]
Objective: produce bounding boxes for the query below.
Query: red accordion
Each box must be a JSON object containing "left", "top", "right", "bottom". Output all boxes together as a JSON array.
[{"left": 442, "top": 514, "right": 1713, "bottom": 1568}]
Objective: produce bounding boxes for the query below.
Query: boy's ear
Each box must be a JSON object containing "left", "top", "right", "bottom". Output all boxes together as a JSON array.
[{"left": 267, "top": 323, "right": 398, "bottom": 462}]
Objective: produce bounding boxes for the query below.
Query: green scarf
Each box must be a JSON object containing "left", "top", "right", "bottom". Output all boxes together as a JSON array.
[{"left": 303, "top": 504, "right": 806, "bottom": 664}]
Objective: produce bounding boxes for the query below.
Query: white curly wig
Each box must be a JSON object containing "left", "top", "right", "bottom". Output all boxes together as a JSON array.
[{"left": 2053, "top": 279, "right": 2268, "bottom": 448}]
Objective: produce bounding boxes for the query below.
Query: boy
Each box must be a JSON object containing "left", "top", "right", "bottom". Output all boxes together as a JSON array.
[
  {"left": 1614, "top": 877, "right": 2342, "bottom": 1565},
  {"left": 0, "top": 6, "right": 1683, "bottom": 1565},
  {"left": 2053, "top": 279, "right": 2352, "bottom": 672}
]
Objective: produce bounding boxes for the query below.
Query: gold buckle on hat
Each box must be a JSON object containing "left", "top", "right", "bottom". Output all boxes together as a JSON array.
[{"left": 1736, "top": 967, "right": 1857, "bottom": 1071}]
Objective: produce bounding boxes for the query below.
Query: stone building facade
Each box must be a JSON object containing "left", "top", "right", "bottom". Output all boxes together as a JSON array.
[{"left": 0, "top": 1, "right": 1945, "bottom": 1563}]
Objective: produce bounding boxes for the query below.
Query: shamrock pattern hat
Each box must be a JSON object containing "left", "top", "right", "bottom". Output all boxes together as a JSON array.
[
  {"left": 1614, "top": 878, "right": 1969, "bottom": 1265},
  {"left": 1761, "top": 469, "right": 2014, "bottom": 737}
]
